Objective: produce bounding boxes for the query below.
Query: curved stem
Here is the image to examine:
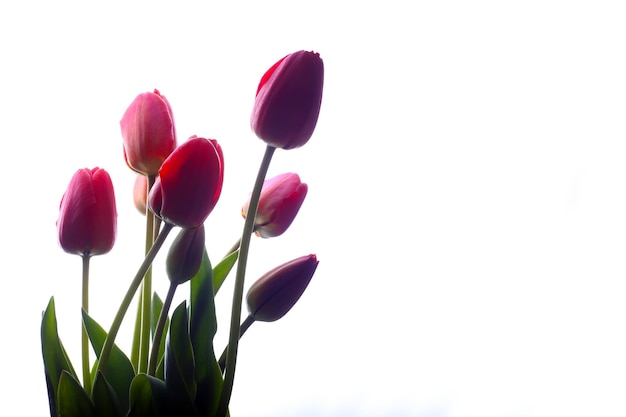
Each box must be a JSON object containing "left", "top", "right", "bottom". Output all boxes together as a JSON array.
[
  {"left": 218, "top": 314, "right": 255, "bottom": 372},
  {"left": 97, "top": 222, "right": 174, "bottom": 375},
  {"left": 148, "top": 281, "right": 177, "bottom": 376},
  {"left": 81, "top": 254, "right": 92, "bottom": 395},
  {"left": 217, "top": 145, "right": 275, "bottom": 417}
]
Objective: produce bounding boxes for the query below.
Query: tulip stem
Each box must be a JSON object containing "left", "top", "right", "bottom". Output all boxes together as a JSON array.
[
  {"left": 139, "top": 175, "right": 157, "bottom": 374},
  {"left": 148, "top": 281, "right": 177, "bottom": 376},
  {"left": 81, "top": 254, "right": 92, "bottom": 395},
  {"left": 217, "top": 145, "right": 275, "bottom": 417},
  {"left": 217, "top": 314, "right": 255, "bottom": 372},
  {"left": 97, "top": 222, "right": 174, "bottom": 375}
]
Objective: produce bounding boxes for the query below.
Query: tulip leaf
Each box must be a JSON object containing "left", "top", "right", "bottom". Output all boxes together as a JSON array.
[
  {"left": 128, "top": 373, "right": 168, "bottom": 417},
  {"left": 212, "top": 249, "right": 239, "bottom": 295},
  {"left": 82, "top": 310, "right": 135, "bottom": 412},
  {"left": 92, "top": 371, "right": 122, "bottom": 417},
  {"left": 41, "top": 297, "right": 78, "bottom": 417},
  {"left": 151, "top": 292, "right": 169, "bottom": 373},
  {"left": 190, "top": 250, "right": 224, "bottom": 416},
  {"left": 57, "top": 371, "right": 96, "bottom": 417},
  {"left": 165, "top": 301, "right": 197, "bottom": 415}
]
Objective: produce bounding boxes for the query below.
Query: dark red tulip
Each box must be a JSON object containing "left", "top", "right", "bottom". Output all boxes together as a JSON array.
[
  {"left": 246, "top": 254, "right": 318, "bottom": 322},
  {"left": 121, "top": 89, "right": 177, "bottom": 176},
  {"left": 57, "top": 168, "right": 117, "bottom": 257},
  {"left": 251, "top": 50, "right": 324, "bottom": 149},
  {"left": 166, "top": 225, "right": 205, "bottom": 285},
  {"left": 148, "top": 136, "right": 224, "bottom": 229},
  {"left": 242, "top": 173, "right": 308, "bottom": 238}
]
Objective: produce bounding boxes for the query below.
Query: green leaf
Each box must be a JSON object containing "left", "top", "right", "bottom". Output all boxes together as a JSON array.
[
  {"left": 212, "top": 249, "right": 238, "bottom": 295},
  {"left": 151, "top": 292, "right": 169, "bottom": 372},
  {"left": 92, "top": 371, "right": 122, "bottom": 417},
  {"left": 128, "top": 373, "right": 168, "bottom": 417},
  {"left": 190, "top": 251, "right": 224, "bottom": 416},
  {"left": 57, "top": 371, "right": 96, "bottom": 417},
  {"left": 165, "top": 301, "right": 197, "bottom": 415},
  {"left": 41, "top": 297, "right": 78, "bottom": 417},
  {"left": 82, "top": 310, "right": 135, "bottom": 413}
]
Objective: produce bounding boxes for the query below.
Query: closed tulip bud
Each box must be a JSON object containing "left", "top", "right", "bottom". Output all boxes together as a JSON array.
[
  {"left": 246, "top": 254, "right": 318, "bottom": 322},
  {"left": 121, "top": 89, "right": 177, "bottom": 176},
  {"left": 133, "top": 174, "right": 148, "bottom": 215},
  {"left": 242, "top": 173, "right": 307, "bottom": 238},
  {"left": 57, "top": 168, "right": 117, "bottom": 257},
  {"left": 251, "top": 50, "right": 324, "bottom": 149},
  {"left": 148, "top": 136, "right": 224, "bottom": 229},
  {"left": 166, "top": 225, "right": 205, "bottom": 285}
]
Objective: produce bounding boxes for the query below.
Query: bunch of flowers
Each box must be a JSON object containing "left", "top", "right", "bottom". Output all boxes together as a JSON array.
[{"left": 42, "top": 50, "right": 324, "bottom": 417}]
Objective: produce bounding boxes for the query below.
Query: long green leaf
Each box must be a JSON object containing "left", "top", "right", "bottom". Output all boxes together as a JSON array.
[
  {"left": 41, "top": 297, "right": 78, "bottom": 417},
  {"left": 92, "top": 371, "right": 122, "bottom": 417},
  {"left": 190, "top": 251, "right": 224, "bottom": 416},
  {"left": 57, "top": 371, "right": 96, "bottom": 417},
  {"left": 128, "top": 373, "right": 168, "bottom": 417},
  {"left": 212, "top": 249, "right": 238, "bottom": 295},
  {"left": 165, "top": 301, "right": 197, "bottom": 416},
  {"left": 82, "top": 310, "right": 135, "bottom": 412}
]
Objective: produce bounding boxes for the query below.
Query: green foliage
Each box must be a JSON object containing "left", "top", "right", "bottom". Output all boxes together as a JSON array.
[{"left": 212, "top": 249, "right": 238, "bottom": 295}]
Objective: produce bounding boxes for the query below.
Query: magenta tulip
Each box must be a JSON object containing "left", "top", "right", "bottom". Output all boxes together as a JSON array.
[
  {"left": 57, "top": 168, "right": 117, "bottom": 257},
  {"left": 121, "top": 89, "right": 177, "bottom": 176},
  {"left": 251, "top": 50, "right": 324, "bottom": 149},
  {"left": 148, "top": 136, "right": 224, "bottom": 229},
  {"left": 246, "top": 254, "right": 318, "bottom": 322},
  {"left": 242, "top": 173, "right": 307, "bottom": 238}
]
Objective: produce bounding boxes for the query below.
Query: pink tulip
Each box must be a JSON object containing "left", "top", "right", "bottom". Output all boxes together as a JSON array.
[
  {"left": 57, "top": 168, "right": 117, "bottom": 256},
  {"left": 148, "top": 136, "right": 224, "bottom": 229},
  {"left": 251, "top": 50, "right": 324, "bottom": 149},
  {"left": 133, "top": 174, "right": 148, "bottom": 215},
  {"left": 242, "top": 173, "right": 308, "bottom": 238},
  {"left": 121, "top": 89, "right": 177, "bottom": 176},
  {"left": 246, "top": 254, "right": 319, "bottom": 322}
]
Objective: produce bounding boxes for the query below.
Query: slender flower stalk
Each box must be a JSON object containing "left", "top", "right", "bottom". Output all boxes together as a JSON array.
[
  {"left": 217, "top": 314, "right": 255, "bottom": 372},
  {"left": 217, "top": 145, "right": 275, "bottom": 417},
  {"left": 139, "top": 175, "right": 157, "bottom": 373},
  {"left": 97, "top": 222, "right": 173, "bottom": 374},
  {"left": 81, "top": 255, "right": 91, "bottom": 395},
  {"left": 148, "top": 281, "right": 177, "bottom": 376}
]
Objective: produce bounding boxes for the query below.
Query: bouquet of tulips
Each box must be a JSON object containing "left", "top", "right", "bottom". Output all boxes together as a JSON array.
[{"left": 41, "top": 50, "right": 324, "bottom": 417}]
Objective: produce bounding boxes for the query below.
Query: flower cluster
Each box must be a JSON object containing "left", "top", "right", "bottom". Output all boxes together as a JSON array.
[{"left": 42, "top": 50, "right": 324, "bottom": 417}]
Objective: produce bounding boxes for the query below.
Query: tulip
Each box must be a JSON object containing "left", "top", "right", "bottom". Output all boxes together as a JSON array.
[
  {"left": 121, "top": 89, "right": 177, "bottom": 176},
  {"left": 246, "top": 254, "right": 318, "bottom": 322},
  {"left": 133, "top": 174, "right": 148, "bottom": 215},
  {"left": 148, "top": 136, "right": 224, "bottom": 229},
  {"left": 251, "top": 50, "right": 324, "bottom": 149},
  {"left": 166, "top": 225, "right": 205, "bottom": 285},
  {"left": 57, "top": 167, "right": 117, "bottom": 257},
  {"left": 242, "top": 173, "right": 307, "bottom": 238}
]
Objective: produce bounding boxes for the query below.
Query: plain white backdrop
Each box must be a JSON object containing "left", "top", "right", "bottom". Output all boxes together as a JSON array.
[{"left": 2, "top": 1, "right": 626, "bottom": 416}]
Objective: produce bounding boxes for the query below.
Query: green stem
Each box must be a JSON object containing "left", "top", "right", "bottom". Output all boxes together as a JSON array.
[
  {"left": 81, "top": 254, "right": 92, "bottom": 395},
  {"left": 139, "top": 175, "right": 156, "bottom": 374},
  {"left": 148, "top": 281, "right": 177, "bottom": 376},
  {"left": 218, "top": 314, "right": 255, "bottom": 372},
  {"left": 216, "top": 145, "right": 275, "bottom": 417},
  {"left": 97, "top": 222, "right": 174, "bottom": 375}
]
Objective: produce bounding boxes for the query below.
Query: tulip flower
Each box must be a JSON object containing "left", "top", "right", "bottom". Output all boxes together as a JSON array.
[
  {"left": 246, "top": 254, "right": 318, "bottom": 322},
  {"left": 57, "top": 167, "right": 117, "bottom": 257},
  {"left": 121, "top": 89, "right": 177, "bottom": 176},
  {"left": 148, "top": 136, "right": 224, "bottom": 229},
  {"left": 133, "top": 174, "right": 148, "bottom": 215},
  {"left": 251, "top": 50, "right": 324, "bottom": 149},
  {"left": 242, "top": 173, "right": 308, "bottom": 238},
  {"left": 166, "top": 225, "right": 205, "bottom": 285}
]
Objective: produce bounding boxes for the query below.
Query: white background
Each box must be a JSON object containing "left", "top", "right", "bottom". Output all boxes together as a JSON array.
[{"left": 2, "top": 1, "right": 626, "bottom": 416}]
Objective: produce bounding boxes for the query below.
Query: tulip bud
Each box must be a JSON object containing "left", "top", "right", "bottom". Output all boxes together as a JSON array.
[
  {"left": 133, "top": 174, "right": 148, "bottom": 215},
  {"left": 251, "top": 50, "right": 324, "bottom": 149},
  {"left": 148, "top": 136, "right": 224, "bottom": 229},
  {"left": 242, "top": 173, "right": 307, "bottom": 238},
  {"left": 57, "top": 167, "right": 117, "bottom": 257},
  {"left": 166, "top": 225, "right": 205, "bottom": 285},
  {"left": 246, "top": 254, "right": 318, "bottom": 322},
  {"left": 121, "top": 89, "right": 177, "bottom": 176}
]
